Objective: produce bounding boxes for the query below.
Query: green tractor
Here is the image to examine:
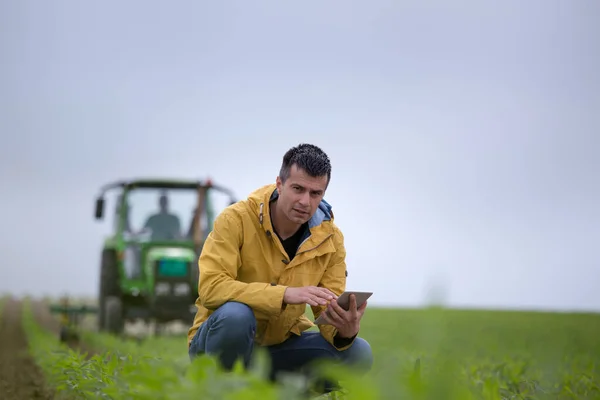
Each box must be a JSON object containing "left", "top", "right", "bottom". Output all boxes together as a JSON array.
[{"left": 94, "top": 177, "right": 236, "bottom": 334}]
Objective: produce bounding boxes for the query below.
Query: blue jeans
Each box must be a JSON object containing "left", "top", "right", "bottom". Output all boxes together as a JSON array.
[{"left": 188, "top": 301, "right": 373, "bottom": 387}]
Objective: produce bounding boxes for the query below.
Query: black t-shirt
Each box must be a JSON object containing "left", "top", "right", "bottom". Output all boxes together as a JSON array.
[{"left": 276, "top": 222, "right": 308, "bottom": 260}]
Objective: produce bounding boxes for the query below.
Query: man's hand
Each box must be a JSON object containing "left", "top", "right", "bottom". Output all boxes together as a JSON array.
[
  {"left": 319, "top": 294, "right": 367, "bottom": 338},
  {"left": 283, "top": 286, "right": 338, "bottom": 307}
]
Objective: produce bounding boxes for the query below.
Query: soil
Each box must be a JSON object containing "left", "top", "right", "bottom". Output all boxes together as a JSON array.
[{"left": 0, "top": 298, "right": 55, "bottom": 399}]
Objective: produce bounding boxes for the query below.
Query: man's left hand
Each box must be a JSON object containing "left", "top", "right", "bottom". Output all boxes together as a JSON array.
[{"left": 319, "top": 294, "right": 367, "bottom": 338}]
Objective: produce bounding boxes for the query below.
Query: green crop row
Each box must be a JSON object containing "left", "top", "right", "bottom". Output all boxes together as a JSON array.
[
  {"left": 80, "top": 331, "right": 381, "bottom": 399},
  {"left": 22, "top": 298, "right": 600, "bottom": 400},
  {"left": 21, "top": 300, "right": 373, "bottom": 399},
  {"left": 81, "top": 330, "right": 189, "bottom": 366}
]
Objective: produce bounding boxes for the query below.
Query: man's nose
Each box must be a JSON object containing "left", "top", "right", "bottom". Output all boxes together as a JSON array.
[{"left": 298, "top": 192, "right": 310, "bottom": 206}]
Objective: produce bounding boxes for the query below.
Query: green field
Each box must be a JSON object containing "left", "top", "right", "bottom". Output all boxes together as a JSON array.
[{"left": 8, "top": 298, "right": 598, "bottom": 400}]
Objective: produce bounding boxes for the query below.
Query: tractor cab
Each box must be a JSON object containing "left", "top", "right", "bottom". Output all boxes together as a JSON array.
[{"left": 93, "top": 178, "right": 236, "bottom": 334}]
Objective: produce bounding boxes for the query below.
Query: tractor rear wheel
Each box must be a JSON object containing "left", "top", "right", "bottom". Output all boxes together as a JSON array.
[{"left": 103, "top": 295, "right": 124, "bottom": 334}]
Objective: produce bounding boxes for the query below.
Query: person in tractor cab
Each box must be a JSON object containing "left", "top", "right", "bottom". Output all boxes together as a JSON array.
[
  {"left": 143, "top": 191, "right": 182, "bottom": 240},
  {"left": 187, "top": 143, "right": 373, "bottom": 393}
]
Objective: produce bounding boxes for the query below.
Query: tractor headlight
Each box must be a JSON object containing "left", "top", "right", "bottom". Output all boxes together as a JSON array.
[
  {"left": 173, "top": 283, "right": 190, "bottom": 296},
  {"left": 155, "top": 282, "right": 170, "bottom": 296}
]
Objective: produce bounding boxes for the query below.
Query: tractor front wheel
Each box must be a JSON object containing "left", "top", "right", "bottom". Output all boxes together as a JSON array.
[
  {"left": 103, "top": 296, "right": 124, "bottom": 334},
  {"left": 98, "top": 248, "right": 119, "bottom": 332}
]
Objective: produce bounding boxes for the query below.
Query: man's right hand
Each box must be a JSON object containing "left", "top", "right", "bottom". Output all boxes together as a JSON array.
[{"left": 283, "top": 286, "right": 338, "bottom": 306}]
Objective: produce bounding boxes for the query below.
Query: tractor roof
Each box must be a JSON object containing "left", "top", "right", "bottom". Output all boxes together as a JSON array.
[{"left": 97, "top": 177, "right": 235, "bottom": 198}]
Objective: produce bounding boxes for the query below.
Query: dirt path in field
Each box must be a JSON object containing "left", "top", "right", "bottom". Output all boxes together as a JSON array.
[{"left": 0, "top": 298, "right": 55, "bottom": 399}]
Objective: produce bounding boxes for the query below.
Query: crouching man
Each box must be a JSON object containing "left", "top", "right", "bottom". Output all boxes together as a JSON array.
[{"left": 187, "top": 144, "right": 373, "bottom": 392}]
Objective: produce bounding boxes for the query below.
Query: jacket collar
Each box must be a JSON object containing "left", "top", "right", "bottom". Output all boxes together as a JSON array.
[{"left": 250, "top": 183, "right": 335, "bottom": 246}]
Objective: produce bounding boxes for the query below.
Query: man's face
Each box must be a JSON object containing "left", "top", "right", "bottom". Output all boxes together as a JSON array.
[{"left": 276, "top": 164, "right": 328, "bottom": 225}]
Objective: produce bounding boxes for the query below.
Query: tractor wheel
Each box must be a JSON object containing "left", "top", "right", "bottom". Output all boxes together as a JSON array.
[
  {"left": 192, "top": 247, "right": 202, "bottom": 295},
  {"left": 98, "top": 249, "right": 119, "bottom": 332},
  {"left": 104, "top": 295, "right": 124, "bottom": 334},
  {"left": 191, "top": 265, "right": 199, "bottom": 290}
]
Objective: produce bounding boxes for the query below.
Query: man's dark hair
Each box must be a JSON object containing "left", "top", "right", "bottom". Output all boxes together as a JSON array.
[{"left": 279, "top": 143, "right": 332, "bottom": 185}]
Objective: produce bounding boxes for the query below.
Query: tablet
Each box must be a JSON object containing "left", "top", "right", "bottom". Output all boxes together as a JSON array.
[{"left": 313, "top": 291, "right": 373, "bottom": 325}]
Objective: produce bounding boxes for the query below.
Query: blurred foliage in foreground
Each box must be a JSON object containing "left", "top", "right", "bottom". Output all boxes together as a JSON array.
[{"left": 21, "top": 298, "right": 600, "bottom": 399}]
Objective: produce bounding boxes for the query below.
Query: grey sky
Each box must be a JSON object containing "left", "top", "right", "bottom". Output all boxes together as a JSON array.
[{"left": 1, "top": 1, "right": 598, "bottom": 311}]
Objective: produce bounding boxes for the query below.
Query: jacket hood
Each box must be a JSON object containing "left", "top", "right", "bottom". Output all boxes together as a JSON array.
[{"left": 246, "top": 183, "right": 334, "bottom": 230}]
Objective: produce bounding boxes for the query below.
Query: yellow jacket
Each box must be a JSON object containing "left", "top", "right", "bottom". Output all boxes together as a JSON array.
[{"left": 188, "top": 183, "right": 353, "bottom": 350}]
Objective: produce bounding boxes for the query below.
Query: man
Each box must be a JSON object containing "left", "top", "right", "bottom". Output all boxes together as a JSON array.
[
  {"left": 143, "top": 191, "right": 182, "bottom": 240},
  {"left": 187, "top": 144, "right": 373, "bottom": 391}
]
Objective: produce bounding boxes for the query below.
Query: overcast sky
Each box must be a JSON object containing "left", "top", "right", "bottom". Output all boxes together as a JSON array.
[{"left": 1, "top": 1, "right": 598, "bottom": 311}]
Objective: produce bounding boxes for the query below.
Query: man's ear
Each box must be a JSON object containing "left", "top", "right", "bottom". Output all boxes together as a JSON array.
[{"left": 276, "top": 176, "right": 282, "bottom": 192}]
